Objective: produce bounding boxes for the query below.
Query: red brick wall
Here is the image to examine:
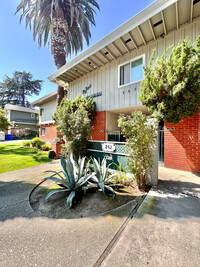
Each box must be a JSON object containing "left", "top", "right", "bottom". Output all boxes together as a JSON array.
[
  {"left": 89, "top": 111, "right": 106, "bottom": 141},
  {"left": 164, "top": 113, "right": 200, "bottom": 172},
  {"left": 40, "top": 123, "right": 56, "bottom": 143}
]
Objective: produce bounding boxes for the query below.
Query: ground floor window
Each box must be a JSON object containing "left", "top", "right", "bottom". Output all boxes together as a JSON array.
[{"left": 42, "top": 127, "right": 45, "bottom": 136}]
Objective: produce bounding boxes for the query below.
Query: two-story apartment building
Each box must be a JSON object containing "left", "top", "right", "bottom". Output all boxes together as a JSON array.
[
  {"left": 4, "top": 104, "right": 39, "bottom": 137},
  {"left": 33, "top": 0, "right": 200, "bottom": 172}
]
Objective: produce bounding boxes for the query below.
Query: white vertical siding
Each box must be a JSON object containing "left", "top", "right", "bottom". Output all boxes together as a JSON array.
[{"left": 68, "top": 20, "right": 200, "bottom": 112}]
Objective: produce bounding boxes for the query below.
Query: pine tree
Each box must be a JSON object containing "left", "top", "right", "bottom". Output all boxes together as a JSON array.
[{"left": 0, "top": 71, "right": 42, "bottom": 108}]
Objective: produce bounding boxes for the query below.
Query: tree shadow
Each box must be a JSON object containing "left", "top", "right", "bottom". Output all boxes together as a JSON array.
[
  {"left": 1, "top": 173, "right": 200, "bottom": 222},
  {"left": 136, "top": 178, "right": 200, "bottom": 219}
]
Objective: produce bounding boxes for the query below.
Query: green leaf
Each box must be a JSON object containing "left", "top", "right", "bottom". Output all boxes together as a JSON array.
[
  {"left": 67, "top": 191, "right": 76, "bottom": 208},
  {"left": 45, "top": 188, "right": 70, "bottom": 200}
]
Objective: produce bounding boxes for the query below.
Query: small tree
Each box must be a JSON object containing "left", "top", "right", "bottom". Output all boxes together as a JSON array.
[
  {"left": 140, "top": 36, "right": 200, "bottom": 123},
  {"left": 53, "top": 96, "right": 96, "bottom": 160},
  {"left": 118, "top": 111, "right": 157, "bottom": 188},
  {"left": 0, "top": 108, "right": 12, "bottom": 131}
]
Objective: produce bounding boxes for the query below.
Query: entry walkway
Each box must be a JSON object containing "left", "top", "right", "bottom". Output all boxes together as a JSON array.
[
  {"left": 0, "top": 164, "right": 199, "bottom": 266},
  {"left": 102, "top": 167, "right": 200, "bottom": 266}
]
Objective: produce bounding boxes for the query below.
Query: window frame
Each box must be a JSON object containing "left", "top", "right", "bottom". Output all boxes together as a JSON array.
[
  {"left": 41, "top": 127, "right": 45, "bottom": 136},
  {"left": 40, "top": 108, "right": 44, "bottom": 116},
  {"left": 118, "top": 54, "right": 145, "bottom": 88}
]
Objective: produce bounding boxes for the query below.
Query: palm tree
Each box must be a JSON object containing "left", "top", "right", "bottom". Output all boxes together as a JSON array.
[{"left": 16, "top": 0, "right": 99, "bottom": 105}]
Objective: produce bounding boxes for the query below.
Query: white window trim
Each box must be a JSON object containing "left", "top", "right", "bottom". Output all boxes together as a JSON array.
[{"left": 118, "top": 54, "right": 145, "bottom": 88}]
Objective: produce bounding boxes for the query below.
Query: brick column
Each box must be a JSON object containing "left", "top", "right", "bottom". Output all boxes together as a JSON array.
[{"left": 52, "top": 139, "right": 65, "bottom": 159}]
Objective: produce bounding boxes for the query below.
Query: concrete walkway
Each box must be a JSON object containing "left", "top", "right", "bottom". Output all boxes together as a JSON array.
[
  {"left": 102, "top": 167, "right": 200, "bottom": 267},
  {"left": 0, "top": 164, "right": 199, "bottom": 266}
]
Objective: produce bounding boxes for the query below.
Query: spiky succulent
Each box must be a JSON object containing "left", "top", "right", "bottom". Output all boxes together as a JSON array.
[
  {"left": 84, "top": 158, "right": 116, "bottom": 197},
  {"left": 45, "top": 154, "right": 95, "bottom": 208}
]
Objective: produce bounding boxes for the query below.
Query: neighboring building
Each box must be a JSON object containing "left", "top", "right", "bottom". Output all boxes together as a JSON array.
[
  {"left": 35, "top": 0, "right": 200, "bottom": 172},
  {"left": 4, "top": 104, "right": 39, "bottom": 137},
  {"left": 31, "top": 90, "right": 57, "bottom": 143}
]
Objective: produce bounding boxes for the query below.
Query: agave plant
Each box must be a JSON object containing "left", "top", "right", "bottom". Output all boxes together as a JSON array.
[
  {"left": 84, "top": 158, "right": 116, "bottom": 197},
  {"left": 45, "top": 154, "right": 95, "bottom": 208}
]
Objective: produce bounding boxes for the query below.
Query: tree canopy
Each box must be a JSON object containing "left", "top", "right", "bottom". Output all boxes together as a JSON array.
[
  {"left": 0, "top": 71, "right": 42, "bottom": 108},
  {"left": 0, "top": 109, "right": 12, "bottom": 131},
  {"left": 16, "top": 0, "right": 100, "bottom": 105},
  {"left": 140, "top": 36, "right": 200, "bottom": 123}
]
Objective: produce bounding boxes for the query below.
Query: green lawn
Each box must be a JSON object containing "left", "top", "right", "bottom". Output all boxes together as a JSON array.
[{"left": 0, "top": 143, "right": 52, "bottom": 173}]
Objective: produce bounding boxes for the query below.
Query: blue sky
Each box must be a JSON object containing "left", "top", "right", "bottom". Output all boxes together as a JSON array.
[{"left": 0, "top": 0, "right": 154, "bottom": 103}]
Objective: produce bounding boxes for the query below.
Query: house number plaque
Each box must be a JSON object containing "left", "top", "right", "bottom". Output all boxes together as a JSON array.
[{"left": 102, "top": 143, "right": 116, "bottom": 152}]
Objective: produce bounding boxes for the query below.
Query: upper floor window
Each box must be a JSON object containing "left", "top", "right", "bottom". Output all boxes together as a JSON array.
[
  {"left": 40, "top": 108, "right": 44, "bottom": 116},
  {"left": 119, "top": 56, "right": 144, "bottom": 87}
]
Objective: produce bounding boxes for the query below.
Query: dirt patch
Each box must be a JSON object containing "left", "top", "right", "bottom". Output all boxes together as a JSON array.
[{"left": 30, "top": 179, "right": 148, "bottom": 219}]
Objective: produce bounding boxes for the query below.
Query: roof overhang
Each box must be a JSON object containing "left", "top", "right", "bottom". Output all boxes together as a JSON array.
[
  {"left": 31, "top": 90, "right": 57, "bottom": 106},
  {"left": 48, "top": 0, "right": 200, "bottom": 86}
]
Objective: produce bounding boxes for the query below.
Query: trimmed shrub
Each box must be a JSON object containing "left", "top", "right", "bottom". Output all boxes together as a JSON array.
[
  {"left": 41, "top": 144, "right": 52, "bottom": 151},
  {"left": 31, "top": 137, "right": 45, "bottom": 149},
  {"left": 22, "top": 141, "right": 31, "bottom": 147}
]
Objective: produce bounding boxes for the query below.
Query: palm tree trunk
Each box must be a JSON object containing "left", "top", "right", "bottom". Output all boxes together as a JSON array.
[{"left": 51, "top": 8, "right": 68, "bottom": 106}]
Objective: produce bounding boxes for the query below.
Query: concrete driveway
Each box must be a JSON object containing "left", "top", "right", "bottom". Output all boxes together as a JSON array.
[{"left": 0, "top": 163, "right": 199, "bottom": 266}]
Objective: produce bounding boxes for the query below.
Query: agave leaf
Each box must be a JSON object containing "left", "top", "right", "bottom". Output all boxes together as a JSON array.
[
  {"left": 45, "top": 170, "right": 63, "bottom": 180},
  {"left": 79, "top": 157, "right": 86, "bottom": 179},
  {"left": 84, "top": 184, "right": 97, "bottom": 195},
  {"left": 105, "top": 174, "right": 117, "bottom": 183},
  {"left": 98, "top": 181, "right": 105, "bottom": 193},
  {"left": 104, "top": 185, "right": 115, "bottom": 197},
  {"left": 89, "top": 176, "right": 99, "bottom": 183},
  {"left": 92, "top": 158, "right": 100, "bottom": 173},
  {"left": 66, "top": 154, "right": 77, "bottom": 187},
  {"left": 59, "top": 156, "right": 71, "bottom": 182},
  {"left": 60, "top": 155, "right": 76, "bottom": 188},
  {"left": 67, "top": 190, "right": 76, "bottom": 208},
  {"left": 77, "top": 172, "right": 96, "bottom": 187},
  {"left": 45, "top": 177, "right": 71, "bottom": 190},
  {"left": 45, "top": 188, "right": 70, "bottom": 200}
]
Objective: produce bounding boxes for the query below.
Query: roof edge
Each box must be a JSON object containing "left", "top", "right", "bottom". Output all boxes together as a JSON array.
[
  {"left": 48, "top": 0, "right": 178, "bottom": 82},
  {"left": 31, "top": 90, "right": 57, "bottom": 106}
]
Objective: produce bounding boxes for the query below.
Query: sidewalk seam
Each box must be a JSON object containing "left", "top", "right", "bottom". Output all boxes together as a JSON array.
[{"left": 93, "top": 194, "right": 147, "bottom": 267}]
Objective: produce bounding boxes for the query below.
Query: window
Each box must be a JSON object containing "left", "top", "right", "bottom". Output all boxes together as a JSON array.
[
  {"left": 40, "top": 108, "right": 44, "bottom": 116},
  {"left": 31, "top": 113, "right": 35, "bottom": 118},
  {"left": 119, "top": 56, "right": 144, "bottom": 86},
  {"left": 42, "top": 127, "right": 45, "bottom": 136}
]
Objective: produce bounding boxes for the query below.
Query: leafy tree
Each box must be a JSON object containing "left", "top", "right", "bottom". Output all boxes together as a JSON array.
[
  {"left": 0, "top": 71, "right": 42, "bottom": 107},
  {"left": 0, "top": 108, "right": 12, "bottom": 131},
  {"left": 118, "top": 111, "right": 157, "bottom": 188},
  {"left": 16, "top": 0, "right": 99, "bottom": 105},
  {"left": 140, "top": 36, "right": 200, "bottom": 123},
  {"left": 53, "top": 96, "right": 96, "bottom": 160}
]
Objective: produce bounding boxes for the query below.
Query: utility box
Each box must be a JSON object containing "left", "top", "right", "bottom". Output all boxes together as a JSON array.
[{"left": 0, "top": 132, "right": 5, "bottom": 141}]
